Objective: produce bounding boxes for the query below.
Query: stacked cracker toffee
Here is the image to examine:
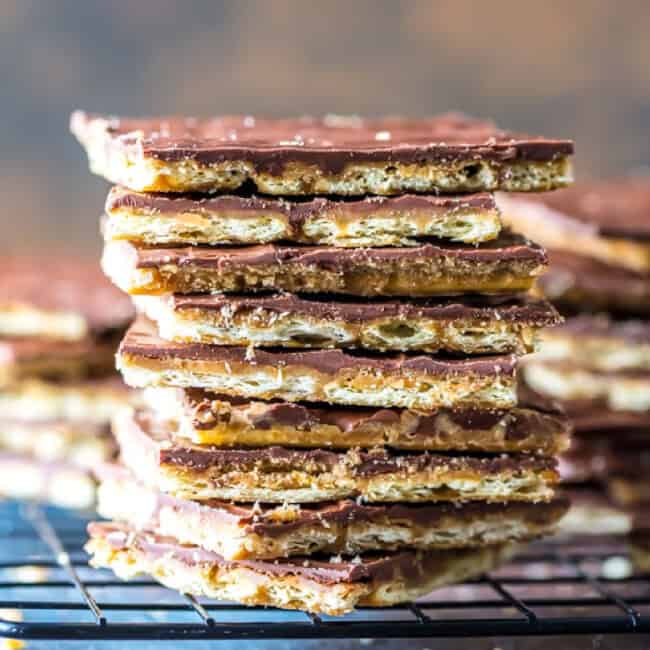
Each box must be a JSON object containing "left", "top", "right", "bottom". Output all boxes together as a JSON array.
[
  {"left": 72, "top": 112, "right": 573, "bottom": 615},
  {"left": 0, "top": 258, "right": 133, "bottom": 509},
  {"left": 500, "top": 178, "right": 650, "bottom": 565}
]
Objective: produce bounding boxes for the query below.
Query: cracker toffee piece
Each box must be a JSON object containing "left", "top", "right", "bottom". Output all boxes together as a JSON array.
[
  {"left": 538, "top": 250, "right": 650, "bottom": 316},
  {"left": 534, "top": 315, "right": 650, "bottom": 372},
  {"left": 560, "top": 398, "right": 650, "bottom": 433},
  {"left": 557, "top": 435, "right": 609, "bottom": 484},
  {"left": 142, "top": 386, "right": 570, "bottom": 454},
  {"left": 556, "top": 488, "right": 633, "bottom": 537},
  {"left": 104, "top": 187, "right": 502, "bottom": 246},
  {"left": 0, "top": 453, "right": 96, "bottom": 510},
  {"left": 86, "top": 521, "right": 516, "bottom": 616},
  {"left": 102, "top": 232, "right": 547, "bottom": 297},
  {"left": 0, "top": 419, "right": 115, "bottom": 467},
  {"left": 0, "top": 377, "right": 131, "bottom": 423},
  {"left": 71, "top": 111, "right": 574, "bottom": 196},
  {"left": 0, "top": 335, "right": 119, "bottom": 387},
  {"left": 96, "top": 463, "right": 569, "bottom": 560},
  {"left": 605, "top": 443, "right": 650, "bottom": 507},
  {"left": 135, "top": 293, "right": 560, "bottom": 355},
  {"left": 523, "top": 360, "right": 650, "bottom": 413},
  {"left": 112, "top": 408, "right": 559, "bottom": 504},
  {"left": 118, "top": 319, "right": 518, "bottom": 410},
  {"left": 499, "top": 177, "right": 650, "bottom": 273},
  {"left": 0, "top": 257, "right": 133, "bottom": 341}
]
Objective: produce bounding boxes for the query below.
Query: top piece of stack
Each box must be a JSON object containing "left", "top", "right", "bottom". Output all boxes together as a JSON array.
[{"left": 72, "top": 112, "right": 573, "bottom": 615}]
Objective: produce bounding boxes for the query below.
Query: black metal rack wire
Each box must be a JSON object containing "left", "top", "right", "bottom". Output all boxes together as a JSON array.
[{"left": 0, "top": 500, "right": 647, "bottom": 641}]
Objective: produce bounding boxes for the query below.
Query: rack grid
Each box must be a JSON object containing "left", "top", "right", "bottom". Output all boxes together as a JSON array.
[{"left": 0, "top": 500, "right": 647, "bottom": 641}]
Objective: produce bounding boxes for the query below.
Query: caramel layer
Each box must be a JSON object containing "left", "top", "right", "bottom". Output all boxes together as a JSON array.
[
  {"left": 102, "top": 232, "right": 547, "bottom": 297},
  {"left": 96, "top": 463, "right": 568, "bottom": 559},
  {"left": 113, "top": 408, "right": 559, "bottom": 504},
  {"left": 118, "top": 318, "right": 518, "bottom": 410},
  {"left": 136, "top": 292, "right": 559, "bottom": 355},
  {"left": 143, "top": 386, "right": 569, "bottom": 454},
  {"left": 105, "top": 187, "right": 502, "bottom": 246}
]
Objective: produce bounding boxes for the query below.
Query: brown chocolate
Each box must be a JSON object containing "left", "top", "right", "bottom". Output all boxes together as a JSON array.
[
  {"left": 558, "top": 435, "right": 609, "bottom": 483},
  {"left": 168, "top": 292, "right": 559, "bottom": 326},
  {"left": 74, "top": 112, "right": 573, "bottom": 174},
  {"left": 96, "top": 462, "right": 568, "bottom": 538},
  {"left": 87, "top": 520, "right": 433, "bottom": 585},
  {"left": 556, "top": 314, "right": 650, "bottom": 344},
  {"left": 0, "top": 257, "right": 134, "bottom": 335},
  {"left": 120, "top": 317, "right": 517, "bottom": 378},
  {"left": 0, "top": 334, "right": 119, "bottom": 384},
  {"left": 107, "top": 186, "right": 496, "bottom": 223},
  {"left": 560, "top": 398, "right": 650, "bottom": 432},
  {"left": 540, "top": 249, "right": 650, "bottom": 315},
  {"left": 530, "top": 177, "right": 650, "bottom": 241},
  {"left": 178, "top": 386, "right": 567, "bottom": 452},
  {"left": 0, "top": 333, "right": 120, "bottom": 365},
  {"left": 130, "top": 230, "right": 546, "bottom": 271},
  {"left": 133, "top": 409, "right": 556, "bottom": 477},
  {"left": 604, "top": 442, "right": 650, "bottom": 478}
]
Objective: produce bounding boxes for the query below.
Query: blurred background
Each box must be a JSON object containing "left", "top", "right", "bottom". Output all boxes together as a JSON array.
[{"left": 1, "top": 0, "right": 649, "bottom": 258}]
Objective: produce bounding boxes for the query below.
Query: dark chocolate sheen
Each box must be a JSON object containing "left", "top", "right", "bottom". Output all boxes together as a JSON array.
[
  {"left": 540, "top": 249, "right": 650, "bottom": 309},
  {"left": 106, "top": 186, "right": 497, "bottom": 223},
  {"left": 94, "top": 462, "right": 569, "bottom": 536},
  {"left": 556, "top": 314, "right": 650, "bottom": 344},
  {"left": 87, "top": 521, "right": 417, "bottom": 584},
  {"left": 0, "top": 257, "right": 134, "bottom": 334},
  {"left": 180, "top": 387, "right": 566, "bottom": 443},
  {"left": 74, "top": 112, "right": 574, "bottom": 175},
  {"left": 534, "top": 177, "right": 650, "bottom": 240},
  {"left": 168, "top": 292, "right": 560, "bottom": 326},
  {"left": 131, "top": 231, "right": 547, "bottom": 270},
  {"left": 133, "top": 410, "right": 556, "bottom": 476}
]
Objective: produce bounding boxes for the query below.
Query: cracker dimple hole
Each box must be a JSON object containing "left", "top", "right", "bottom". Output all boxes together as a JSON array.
[
  {"left": 288, "top": 333, "right": 332, "bottom": 346},
  {"left": 377, "top": 322, "right": 417, "bottom": 339},
  {"left": 463, "top": 163, "right": 482, "bottom": 178},
  {"left": 458, "top": 328, "right": 486, "bottom": 340}
]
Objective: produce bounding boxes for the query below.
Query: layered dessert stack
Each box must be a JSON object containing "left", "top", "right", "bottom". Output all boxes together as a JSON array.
[
  {"left": 500, "top": 178, "right": 650, "bottom": 565},
  {"left": 72, "top": 112, "right": 573, "bottom": 614},
  {"left": 0, "top": 257, "right": 133, "bottom": 509}
]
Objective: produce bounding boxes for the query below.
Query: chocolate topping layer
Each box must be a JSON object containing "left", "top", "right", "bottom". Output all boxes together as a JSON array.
[
  {"left": 168, "top": 292, "right": 559, "bottom": 326},
  {"left": 88, "top": 520, "right": 432, "bottom": 585},
  {"left": 531, "top": 177, "right": 650, "bottom": 241},
  {"left": 129, "top": 231, "right": 546, "bottom": 271},
  {"left": 0, "top": 257, "right": 134, "bottom": 335},
  {"left": 96, "top": 462, "right": 568, "bottom": 537},
  {"left": 539, "top": 249, "right": 650, "bottom": 313},
  {"left": 555, "top": 314, "right": 650, "bottom": 344},
  {"left": 0, "top": 334, "right": 119, "bottom": 365},
  {"left": 176, "top": 385, "right": 567, "bottom": 448},
  {"left": 107, "top": 186, "right": 496, "bottom": 222},
  {"left": 121, "top": 318, "right": 518, "bottom": 377},
  {"left": 560, "top": 398, "right": 650, "bottom": 432},
  {"left": 132, "top": 409, "right": 556, "bottom": 477},
  {"left": 74, "top": 112, "right": 573, "bottom": 173}
]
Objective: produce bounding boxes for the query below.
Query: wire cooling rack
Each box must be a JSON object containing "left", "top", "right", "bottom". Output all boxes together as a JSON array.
[{"left": 0, "top": 500, "right": 647, "bottom": 641}]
